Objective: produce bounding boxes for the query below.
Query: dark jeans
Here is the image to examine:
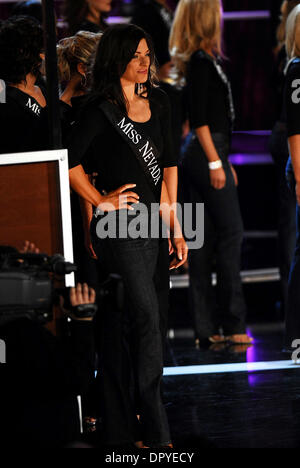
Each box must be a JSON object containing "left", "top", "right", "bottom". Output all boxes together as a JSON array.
[
  {"left": 285, "top": 159, "right": 300, "bottom": 347},
  {"left": 270, "top": 122, "right": 297, "bottom": 317},
  {"left": 91, "top": 224, "right": 171, "bottom": 446},
  {"left": 182, "top": 132, "right": 247, "bottom": 339}
]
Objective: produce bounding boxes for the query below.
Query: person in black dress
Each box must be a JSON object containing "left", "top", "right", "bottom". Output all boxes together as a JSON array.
[
  {"left": 283, "top": 5, "right": 300, "bottom": 348},
  {"left": 170, "top": 0, "right": 252, "bottom": 346},
  {"left": 67, "top": 23, "right": 188, "bottom": 448},
  {"left": 0, "top": 16, "right": 48, "bottom": 154},
  {"left": 63, "top": 0, "right": 112, "bottom": 35}
]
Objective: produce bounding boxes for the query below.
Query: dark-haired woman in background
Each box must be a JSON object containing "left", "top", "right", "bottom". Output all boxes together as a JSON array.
[
  {"left": 0, "top": 16, "right": 48, "bottom": 154},
  {"left": 67, "top": 23, "right": 187, "bottom": 448},
  {"left": 63, "top": 0, "right": 112, "bottom": 35}
]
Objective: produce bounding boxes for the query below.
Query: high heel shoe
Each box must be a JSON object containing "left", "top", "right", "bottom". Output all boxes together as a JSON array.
[{"left": 225, "top": 334, "right": 254, "bottom": 345}]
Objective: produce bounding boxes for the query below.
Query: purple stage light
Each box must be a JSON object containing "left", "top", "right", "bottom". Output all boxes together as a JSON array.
[
  {"left": 229, "top": 153, "right": 274, "bottom": 166},
  {"left": 223, "top": 11, "right": 271, "bottom": 21}
]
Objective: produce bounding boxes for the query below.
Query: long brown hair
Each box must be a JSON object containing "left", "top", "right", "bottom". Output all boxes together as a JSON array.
[{"left": 92, "top": 24, "right": 158, "bottom": 114}]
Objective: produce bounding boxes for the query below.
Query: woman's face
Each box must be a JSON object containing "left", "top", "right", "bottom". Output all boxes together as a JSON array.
[
  {"left": 121, "top": 39, "right": 151, "bottom": 85},
  {"left": 87, "top": 0, "right": 112, "bottom": 14}
]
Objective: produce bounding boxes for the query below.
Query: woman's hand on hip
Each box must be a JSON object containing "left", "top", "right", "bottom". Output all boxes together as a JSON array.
[
  {"left": 210, "top": 167, "right": 226, "bottom": 190},
  {"left": 98, "top": 184, "right": 140, "bottom": 212}
]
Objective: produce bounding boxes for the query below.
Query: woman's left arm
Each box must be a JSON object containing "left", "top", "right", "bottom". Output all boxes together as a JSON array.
[
  {"left": 163, "top": 166, "right": 178, "bottom": 206},
  {"left": 160, "top": 180, "right": 188, "bottom": 270},
  {"left": 163, "top": 166, "right": 178, "bottom": 254}
]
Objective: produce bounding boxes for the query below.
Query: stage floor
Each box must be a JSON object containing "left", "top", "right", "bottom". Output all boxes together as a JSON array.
[
  {"left": 164, "top": 323, "right": 300, "bottom": 449},
  {"left": 84, "top": 322, "right": 300, "bottom": 449}
]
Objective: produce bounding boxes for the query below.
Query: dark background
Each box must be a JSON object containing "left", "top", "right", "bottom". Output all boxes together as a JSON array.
[
  {"left": 0, "top": 0, "right": 285, "bottom": 129},
  {"left": 105, "top": 0, "right": 285, "bottom": 131}
]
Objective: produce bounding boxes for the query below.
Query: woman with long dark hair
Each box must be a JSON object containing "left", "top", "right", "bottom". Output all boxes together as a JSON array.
[
  {"left": 170, "top": 0, "right": 252, "bottom": 346},
  {"left": 67, "top": 23, "right": 187, "bottom": 448},
  {"left": 63, "top": 0, "right": 112, "bottom": 35}
]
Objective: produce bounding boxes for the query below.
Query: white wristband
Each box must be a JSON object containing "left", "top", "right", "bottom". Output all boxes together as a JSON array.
[{"left": 208, "top": 160, "right": 223, "bottom": 171}]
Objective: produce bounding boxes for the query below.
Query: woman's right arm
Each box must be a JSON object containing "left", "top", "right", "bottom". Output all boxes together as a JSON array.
[{"left": 69, "top": 165, "right": 103, "bottom": 206}]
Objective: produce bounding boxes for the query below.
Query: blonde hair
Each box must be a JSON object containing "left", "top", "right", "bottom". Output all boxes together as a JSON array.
[
  {"left": 57, "top": 30, "right": 102, "bottom": 82},
  {"left": 170, "top": 0, "right": 223, "bottom": 83},
  {"left": 286, "top": 4, "right": 300, "bottom": 58},
  {"left": 277, "top": 1, "right": 300, "bottom": 46}
]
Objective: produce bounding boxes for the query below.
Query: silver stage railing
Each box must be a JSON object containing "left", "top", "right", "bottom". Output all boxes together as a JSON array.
[{"left": 170, "top": 268, "right": 280, "bottom": 290}]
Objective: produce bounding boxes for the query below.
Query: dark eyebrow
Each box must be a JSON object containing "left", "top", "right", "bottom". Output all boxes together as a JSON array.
[{"left": 135, "top": 49, "right": 150, "bottom": 54}]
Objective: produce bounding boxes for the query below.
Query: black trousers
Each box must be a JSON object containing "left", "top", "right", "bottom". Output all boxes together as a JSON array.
[
  {"left": 270, "top": 122, "right": 296, "bottom": 317},
  {"left": 92, "top": 224, "right": 171, "bottom": 446},
  {"left": 182, "top": 132, "right": 247, "bottom": 339},
  {"left": 285, "top": 158, "right": 300, "bottom": 348}
]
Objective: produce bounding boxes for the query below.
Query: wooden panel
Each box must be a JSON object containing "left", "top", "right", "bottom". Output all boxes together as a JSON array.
[
  {"left": 0, "top": 161, "right": 63, "bottom": 255},
  {"left": 0, "top": 161, "right": 65, "bottom": 334}
]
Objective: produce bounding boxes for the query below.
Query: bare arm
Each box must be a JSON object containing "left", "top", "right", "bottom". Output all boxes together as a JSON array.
[
  {"left": 195, "top": 125, "right": 226, "bottom": 190},
  {"left": 196, "top": 125, "right": 238, "bottom": 188},
  {"left": 69, "top": 165, "right": 103, "bottom": 207},
  {"left": 78, "top": 178, "right": 97, "bottom": 259},
  {"left": 69, "top": 165, "right": 140, "bottom": 212},
  {"left": 289, "top": 135, "right": 300, "bottom": 205},
  {"left": 160, "top": 181, "right": 188, "bottom": 269},
  {"left": 163, "top": 166, "right": 178, "bottom": 255},
  {"left": 195, "top": 125, "right": 221, "bottom": 162},
  {"left": 79, "top": 174, "right": 97, "bottom": 229},
  {"left": 163, "top": 167, "right": 178, "bottom": 206}
]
